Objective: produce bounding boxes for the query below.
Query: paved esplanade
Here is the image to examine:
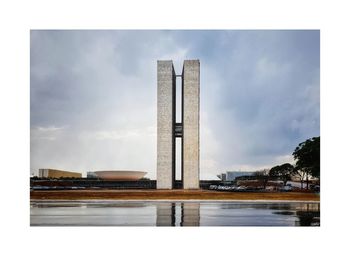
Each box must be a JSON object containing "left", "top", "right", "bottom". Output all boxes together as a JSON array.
[{"left": 157, "top": 60, "right": 200, "bottom": 189}]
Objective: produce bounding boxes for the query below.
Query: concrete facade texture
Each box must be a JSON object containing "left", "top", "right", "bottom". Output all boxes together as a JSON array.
[
  {"left": 157, "top": 61, "right": 175, "bottom": 189},
  {"left": 157, "top": 59, "right": 199, "bottom": 189},
  {"left": 182, "top": 60, "right": 200, "bottom": 189}
]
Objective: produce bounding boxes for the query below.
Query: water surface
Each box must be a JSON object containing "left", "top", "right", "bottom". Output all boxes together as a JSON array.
[{"left": 30, "top": 201, "right": 320, "bottom": 226}]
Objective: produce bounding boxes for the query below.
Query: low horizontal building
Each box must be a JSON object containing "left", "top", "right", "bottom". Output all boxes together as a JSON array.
[
  {"left": 38, "top": 169, "right": 82, "bottom": 178},
  {"left": 218, "top": 171, "right": 254, "bottom": 181},
  {"left": 93, "top": 170, "right": 147, "bottom": 181},
  {"left": 227, "top": 171, "right": 254, "bottom": 181},
  {"left": 87, "top": 171, "right": 98, "bottom": 179}
]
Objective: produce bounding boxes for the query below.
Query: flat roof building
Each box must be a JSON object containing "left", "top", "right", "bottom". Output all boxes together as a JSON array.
[
  {"left": 38, "top": 169, "right": 82, "bottom": 178},
  {"left": 93, "top": 170, "right": 147, "bottom": 180},
  {"left": 218, "top": 171, "right": 254, "bottom": 181}
]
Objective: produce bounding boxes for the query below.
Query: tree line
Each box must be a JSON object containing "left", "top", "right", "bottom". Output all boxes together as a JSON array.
[{"left": 255, "top": 136, "right": 320, "bottom": 189}]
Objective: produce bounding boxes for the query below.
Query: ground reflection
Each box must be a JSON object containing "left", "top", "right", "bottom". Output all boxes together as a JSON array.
[
  {"left": 156, "top": 203, "right": 200, "bottom": 226},
  {"left": 270, "top": 203, "right": 320, "bottom": 226},
  {"left": 31, "top": 201, "right": 320, "bottom": 226},
  {"left": 155, "top": 202, "right": 319, "bottom": 226}
]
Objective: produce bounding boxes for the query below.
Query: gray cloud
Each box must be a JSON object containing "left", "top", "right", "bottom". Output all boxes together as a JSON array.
[{"left": 30, "top": 30, "right": 320, "bottom": 179}]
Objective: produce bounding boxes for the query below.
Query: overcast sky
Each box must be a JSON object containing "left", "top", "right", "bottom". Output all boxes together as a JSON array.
[{"left": 30, "top": 30, "right": 319, "bottom": 179}]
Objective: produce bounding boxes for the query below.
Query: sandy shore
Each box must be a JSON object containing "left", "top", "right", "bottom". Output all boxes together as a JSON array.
[{"left": 30, "top": 189, "right": 320, "bottom": 201}]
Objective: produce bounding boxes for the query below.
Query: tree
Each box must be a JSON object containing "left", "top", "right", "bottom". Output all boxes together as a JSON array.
[
  {"left": 293, "top": 136, "right": 320, "bottom": 189},
  {"left": 254, "top": 169, "right": 269, "bottom": 189},
  {"left": 293, "top": 167, "right": 308, "bottom": 189},
  {"left": 269, "top": 163, "right": 294, "bottom": 186}
]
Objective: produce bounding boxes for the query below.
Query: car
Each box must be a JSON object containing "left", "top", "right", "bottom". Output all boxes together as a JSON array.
[
  {"left": 310, "top": 185, "right": 320, "bottom": 192},
  {"left": 209, "top": 185, "right": 218, "bottom": 190},
  {"left": 235, "top": 186, "right": 247, "bottom": 191},
  {"left": 280, "top": 185, "right": 293, "bottom": 192}
]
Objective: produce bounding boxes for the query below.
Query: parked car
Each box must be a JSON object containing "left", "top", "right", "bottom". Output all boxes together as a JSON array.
[
  {"left": 280, "top": 184, "right": 292, "bottom": 192},
  {"left": 310, "top": 184, "right": 320, "bottom": 192},
  {"left": 235, "top": 186, "right": 247, "bottom": 191}
]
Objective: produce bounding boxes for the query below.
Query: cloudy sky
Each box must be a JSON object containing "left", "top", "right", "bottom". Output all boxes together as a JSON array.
[{"left": 30, "top": 30, "right": 319, "bottom": 179}]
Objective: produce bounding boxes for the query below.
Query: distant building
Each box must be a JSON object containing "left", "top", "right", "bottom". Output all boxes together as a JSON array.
[
  {"left": 87, "top": 171, "right": 98, "bottom": 179},
  {"left": 93, "top": 170, "right": 147, "bottom": 181},
  {"left": 217, "top": 173, "right": 227, "bottom": 181},
  {"left": 38, "top": 169, "right": 82, "bottom": 178},
  {"left": 218, "top": 171, "right": 254, "bottom": 181},
  {"left": 227, "top": 171, "right": 254, "bottom": 181}
]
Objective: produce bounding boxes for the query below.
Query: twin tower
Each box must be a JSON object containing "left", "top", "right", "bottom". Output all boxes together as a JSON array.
[{"left": 157, "top": 60, "right": 200, "bottom": 189}]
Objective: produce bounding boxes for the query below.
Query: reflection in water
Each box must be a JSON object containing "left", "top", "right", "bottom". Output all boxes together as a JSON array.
[
  {"left": 273, "top": 211, "right": 295, "bottom": 215},
  {"left": 220, "top": 203, "right": 293, "bottom": 211},
  {"left": 31, "top": 201, "right": 320, "bottom": 226},
  {"left": 270, "top": 203, "right": 320, "bottom": 226},
  {"left": 156, "top": 203, "right": 200, "bottom": 226},
  {"left": 156, "top": 203, "right": 176, "bottom": 226},
  {"left": 31, "top": 202, "right": 148, "bottom": 209},
  {"left": 291, "top": 203, "right": 320, "bottom": 226},
  {"left": 296, "top": 211, "right": 316, "bottom": 226},
  {"left": 294, "top": 203, "right": 320, "bottom": 226},
  {"left": 181, "top": 203, "right": 200, "bottom": 226},
  {"left": 198, "top": 202, "right": 319, "bottom": 226}
]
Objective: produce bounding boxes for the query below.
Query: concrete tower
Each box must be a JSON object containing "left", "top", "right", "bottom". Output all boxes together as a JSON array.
[
  {"left": 182, "top": 60, "right": 200, "bottom": 189},
  {"left": 157, "top": 61, "right": 176, "bottom": 189},
  {"left": 157, "top": 60, "right": 200, "bottom": 189}
]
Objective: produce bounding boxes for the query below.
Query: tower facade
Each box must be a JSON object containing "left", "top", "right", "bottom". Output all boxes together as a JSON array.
[{"left": 157, "top": 60, "right": 200, "bottom": 189}]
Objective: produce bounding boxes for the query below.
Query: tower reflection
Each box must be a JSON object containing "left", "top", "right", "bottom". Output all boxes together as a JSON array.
[
  {"left": 180, "top": 203, "right": 200, "bottom": 226},
  {"left": 156, "top": 202, "right": 200, "bottom": 226},
  {"left": 156, "top": 203, "right": 176, "bottom": 226}
]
